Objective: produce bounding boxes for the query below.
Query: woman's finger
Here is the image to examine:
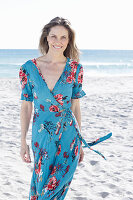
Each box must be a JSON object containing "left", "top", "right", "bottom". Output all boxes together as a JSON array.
[{"left": 20, "top": 145, "right": 31, "bottom": 163}]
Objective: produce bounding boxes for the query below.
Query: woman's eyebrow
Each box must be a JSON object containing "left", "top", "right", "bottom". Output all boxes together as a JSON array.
[{"left": 50, "top": 34, "right": 67, "bottom": 37}]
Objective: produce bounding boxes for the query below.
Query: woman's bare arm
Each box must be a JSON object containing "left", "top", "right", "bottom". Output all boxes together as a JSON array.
[
  {"left": 71, "top": 99, "right": 81, "bottom": 131},
  {"left": 20, "top": 100, "right": 33, "bottom": 163},
  {"left": 20, "top": 101, "right": 33, "bottom": 143},
  {"left": 71, "top": 98, "right": 84, "bottom": 163}
]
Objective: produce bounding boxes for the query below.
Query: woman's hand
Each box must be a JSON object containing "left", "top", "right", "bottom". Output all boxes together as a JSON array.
[
  {"left": 78, "top": 145, "right": 84, "bottom": 164},
  {"left": 20, "top": 143, "right": 31, "bottom": 163}
]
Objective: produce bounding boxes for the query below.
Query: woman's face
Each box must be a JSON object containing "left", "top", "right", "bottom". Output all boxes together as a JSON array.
[{"left": 47, "top": 25, "right": 69, "bottom": 53}]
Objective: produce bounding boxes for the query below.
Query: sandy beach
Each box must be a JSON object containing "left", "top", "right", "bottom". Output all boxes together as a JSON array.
[{"left": 0, "top": 74, "right": 133, "bottom": 200}]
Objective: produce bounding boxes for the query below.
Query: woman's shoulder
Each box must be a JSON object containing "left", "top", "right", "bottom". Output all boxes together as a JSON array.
[
  {"left": 21, "top": 59, "right": 35, "bottom": 70},
  {"left": 21, "top": 59, "right": 32, "bottom": 67},
  {"left": 19, "top": 59, "right": 35, "bottom": 78},
  {"left": 68, "top": 58, "right": 83, "bottom": 70}
]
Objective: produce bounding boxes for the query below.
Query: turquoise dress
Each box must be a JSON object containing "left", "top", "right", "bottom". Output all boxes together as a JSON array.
[{"left": 19, "top": 57, "right": 111, "bottom": 200}]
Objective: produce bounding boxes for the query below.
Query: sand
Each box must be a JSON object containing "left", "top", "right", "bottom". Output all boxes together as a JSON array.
[{"left": 0, "top": 74, "right": 133, "bottom": 200}]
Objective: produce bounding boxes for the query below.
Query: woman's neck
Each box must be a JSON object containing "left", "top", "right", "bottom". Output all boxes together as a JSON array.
[{"left": 44, "top": 50, "right": 67, "bottom": 63}]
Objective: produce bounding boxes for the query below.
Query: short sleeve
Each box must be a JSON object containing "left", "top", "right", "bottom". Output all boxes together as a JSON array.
[
  {"left": 71, "top": 64, "right": 86, "bottom": 99},
  {"left": 19, "top": 64, "right": 33, "bottom": 102}
]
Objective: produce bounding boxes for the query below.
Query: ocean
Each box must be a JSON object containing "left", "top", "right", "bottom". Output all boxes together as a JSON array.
[{"left": 0, "top": 49, "right": 133, "bottom": 78}]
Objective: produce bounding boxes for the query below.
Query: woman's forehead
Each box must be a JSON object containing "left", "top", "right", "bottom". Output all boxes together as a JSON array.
[{"left": 49, "top": 25, "right": 69, "bottom": 35}]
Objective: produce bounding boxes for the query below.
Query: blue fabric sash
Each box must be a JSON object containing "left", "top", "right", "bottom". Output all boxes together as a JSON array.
[{"left": 80, "top": 132, "right": 112, "bottom": 160}]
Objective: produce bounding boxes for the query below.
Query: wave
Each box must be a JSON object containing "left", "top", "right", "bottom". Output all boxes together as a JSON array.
[
  {"left": 0, "top": 62, "right": 133, "bottom": 78},
  {"left": 0, "top": 63, "right": 23, "bottom": 66},
  {"left": 82, "top": 62, "right": 133, "bottom": 66},
  {"left": 84, "top": 70, "right": 133, "bottom": 77}
]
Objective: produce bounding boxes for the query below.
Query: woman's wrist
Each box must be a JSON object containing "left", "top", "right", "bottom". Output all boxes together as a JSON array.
[{"left": 21, "top": 138, "right": 27, "bottom": 145}]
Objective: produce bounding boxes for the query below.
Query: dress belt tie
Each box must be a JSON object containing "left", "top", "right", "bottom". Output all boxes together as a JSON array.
[
  {"left": 78, "top": 132, "right": 112, "bottom": 160},
  {"left": 58, "top": 107, "right": 112, "bottom": 160}
]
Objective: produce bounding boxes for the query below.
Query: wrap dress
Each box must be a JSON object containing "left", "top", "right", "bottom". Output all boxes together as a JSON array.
[{"left": 19, "top": 57, "right": 112, "bottom": 200}]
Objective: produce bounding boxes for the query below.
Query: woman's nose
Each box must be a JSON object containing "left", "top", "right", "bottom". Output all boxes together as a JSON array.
[{"left": 54, "top": 37, "right": 62, "bottom": 43}]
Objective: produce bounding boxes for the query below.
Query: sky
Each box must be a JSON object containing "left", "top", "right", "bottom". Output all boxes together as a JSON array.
[{"left": 0, "top": 0, "right": 133, "bottom": 50}]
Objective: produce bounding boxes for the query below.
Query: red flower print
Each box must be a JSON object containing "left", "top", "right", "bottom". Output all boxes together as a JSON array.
[
  {"left": 47, "top": 176, "right": 57, "bottom": 190},
  {"left": 70, "top": 70, "right": 76, "bottom": 80},
  {"left": 51, "top": 166, "right": 56, "bottom": 175},
  {"left": 55, "top": 112, "right": 61, "bottom": 117},
  {"left": 66, "top": 75, "right": 73, "bottom": 83},
  {"left": 49, "top": 105, "right": 59, "bottom": 112},
  {"left": 63, "top": 152, "right": 69, "bottom": 158},
  {"left": 49, "top": 164, "right": 53, "bottom": 170},
  {"left": 70, "top": 61, "right": 78, "bottom": 79},
  {"left": 19, "top": 68, "right": 25, "bottom": 81},
  {"left": 70, "top": 137, "right": 76, "bottom": 150},
  {"left": 75, "top": 145, "right": 78, "bottom": 156},
  {"left": 55, "top": 122, "right": 61, "bottom": 135},
  {"left": 66, "top": 165, "right": 70, "bottom": 173},
  {"left": 67, "top": 100, "right": 71, "bottom": 104},
  {"left": 19, "top": 68, "right": 28, "bottom": 89},
  {"left": 70, "top": 119, "right": 73, "bottom": 126},
  {"left": 56, "top": 144, "right": 61, "bottom": 156},
  {"left": 31, "top": 59, "right": 36, "bottom": 65},
  {"left": 54, "top": 94, "right": 64, "bottom": 106},
  {"left": 31, "top": 195, "right": 37, "bottom": 200},
  {"left": 35, "top": 156, "right": 42, "bottom": 175},
  {"left": 59, "top": 132, "right": 62, "bottom": 140},
  {"left": 24, "top": 93, "right": 28, "bottom": 98},
  {"left": 70, "top": 61, "right": 78, "bottom": 71},
  {"left": 40, "top": 104, "right": 45, "bottom": 111},
  {"left": 34, "top": 142, "right": 39, "bottom": 148},
  {"left": 78, "top": 67, "right": 83, "bottom": 84}
]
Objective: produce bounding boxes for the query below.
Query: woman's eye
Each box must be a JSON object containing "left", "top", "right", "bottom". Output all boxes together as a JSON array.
[{"left": 50, "top": 35, "right": 67, "bottom": 40}]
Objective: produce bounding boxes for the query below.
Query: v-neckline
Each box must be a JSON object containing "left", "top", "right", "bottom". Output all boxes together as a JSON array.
[{"left": 31, "top": 57, "right": 69, "bottom": 93}]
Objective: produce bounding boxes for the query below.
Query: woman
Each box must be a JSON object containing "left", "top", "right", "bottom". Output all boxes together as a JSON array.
[
  {"left": 19, "top": 16, "right": 86, "bottom": 200},
  {"left": 19, "top": 17, "right": 111, "bottom": 200}
]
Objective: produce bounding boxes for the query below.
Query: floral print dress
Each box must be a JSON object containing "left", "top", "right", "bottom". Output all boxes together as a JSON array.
[{"left": 19, "top": 57, "right": 111, "bottom": 200}]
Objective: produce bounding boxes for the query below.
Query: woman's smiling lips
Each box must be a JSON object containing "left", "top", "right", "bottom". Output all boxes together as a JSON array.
[{"left": 53, "top": 45, "right": 63, "bottom": 49}]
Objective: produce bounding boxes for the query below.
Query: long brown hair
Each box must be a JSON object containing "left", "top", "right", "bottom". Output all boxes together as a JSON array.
[{"left": 38, "top": 17, "right": 81, "bottom": 62}]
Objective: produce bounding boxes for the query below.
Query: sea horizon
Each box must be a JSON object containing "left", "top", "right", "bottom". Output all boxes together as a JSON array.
[{"left": 0, "top": 49, "right": 133, "bottom": 78}]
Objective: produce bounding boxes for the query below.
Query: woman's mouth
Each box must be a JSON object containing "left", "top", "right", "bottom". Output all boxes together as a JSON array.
[{"left": 53, "top": 45, "right": 62, "bottom": 49}]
